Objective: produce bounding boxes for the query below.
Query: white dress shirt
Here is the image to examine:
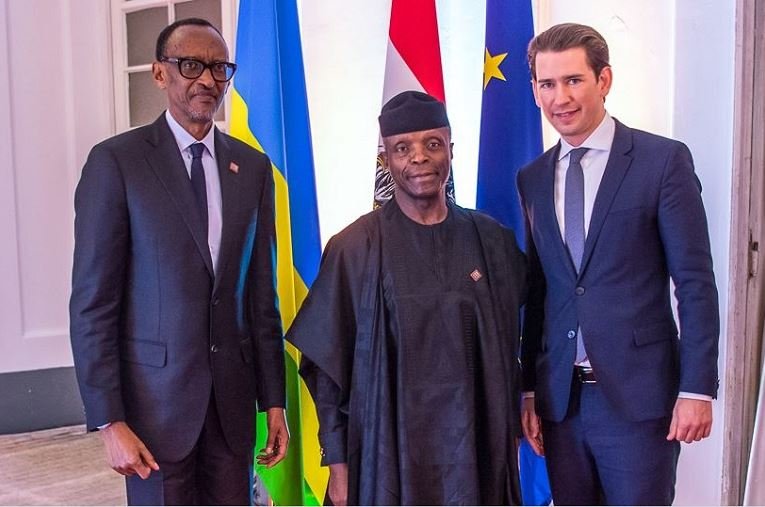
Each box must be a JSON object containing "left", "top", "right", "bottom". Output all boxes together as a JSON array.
[{"left": 165, "top": 110, "right": 223, "bottom": 273}]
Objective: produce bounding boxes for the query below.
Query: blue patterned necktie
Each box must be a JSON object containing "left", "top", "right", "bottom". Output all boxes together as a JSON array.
[
  {"left": 564, "top": 147, "right": 588, "bottom": 272},
  {"left": 189, "top": 143, "right": 208, "bottom": 231},
  {"left": 564, "top": 147, "right": 588, "bottom": 363}
]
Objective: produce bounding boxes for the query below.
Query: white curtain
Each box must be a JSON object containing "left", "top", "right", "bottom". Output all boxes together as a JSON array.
[{"left": 744, "top": 325, "right": 765, "bottom": 505}]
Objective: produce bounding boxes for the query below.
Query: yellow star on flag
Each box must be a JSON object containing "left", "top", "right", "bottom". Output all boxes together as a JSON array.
[{"left": 483, "top": 48, "right": 508, "bottom": 89}]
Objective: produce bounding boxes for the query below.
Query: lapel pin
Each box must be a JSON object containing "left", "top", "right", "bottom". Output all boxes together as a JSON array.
[
  {"left": 229, "top": 161, "right": 239, "bottom": 174},
  {"left": 470, "top": 269, "right": 483, "bottom": 282}
]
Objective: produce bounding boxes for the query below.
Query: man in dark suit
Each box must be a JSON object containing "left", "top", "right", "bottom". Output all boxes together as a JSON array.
[
  {"left": 69, "top": 18, "right": 288, "bottom": 505},
  {"left": 517, "top": 23, "right": 719, "bottom": 505}
]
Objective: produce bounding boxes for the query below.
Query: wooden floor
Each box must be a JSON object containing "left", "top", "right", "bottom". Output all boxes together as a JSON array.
[{"left": 0, "top": 425, "right": 125, "bottom": 506}]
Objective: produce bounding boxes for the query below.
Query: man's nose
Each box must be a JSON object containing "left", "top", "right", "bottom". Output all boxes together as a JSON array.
[
  {"left": 196, "top": 66, "right": 216, "bottom": 87},
  {"left": 553, "top": 84, "right": 570, "bottom": 105},
  {"left": 409, "top": 145, "right": 428, "bottom": 163}
]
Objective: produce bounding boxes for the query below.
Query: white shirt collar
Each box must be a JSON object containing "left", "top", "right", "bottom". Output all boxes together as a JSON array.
[
  {"left": 164, "top": 110, "right": 216, "bottom": 160},
  {"left": 558, "top": 112, "right": 615, "bottom": 160}
]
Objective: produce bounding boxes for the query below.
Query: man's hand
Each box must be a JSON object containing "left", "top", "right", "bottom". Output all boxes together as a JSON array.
[
  {"left": 257, "top": 408, "right": 289, "bottom": 467},
  {"left": 666, "top": 398, "right": 713, "bottom": 443},
  {"left": 327, "top": 462, "right": 349, "bottom": 506},
  {"left": 99, "top": 421, "right": 159, "bottom": 479},
  {"left": 521, "top": 396, "right": 544, "bottom": 456}
]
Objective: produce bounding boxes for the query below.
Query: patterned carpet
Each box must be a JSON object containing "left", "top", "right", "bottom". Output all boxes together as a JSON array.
[{"left": 0, "top": 425, "right": 125, "bottom": 505}]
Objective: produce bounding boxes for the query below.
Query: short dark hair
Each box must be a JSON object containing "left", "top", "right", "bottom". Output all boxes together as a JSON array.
[
  {"left": 155, "top": 18, "right": 223, "bottom": 61},
  {"left": 527, "top": 23, "right": 610, "bottom": 80}
]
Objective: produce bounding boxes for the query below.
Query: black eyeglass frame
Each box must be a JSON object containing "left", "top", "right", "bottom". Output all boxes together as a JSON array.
[{"left": 160, "top": 56, "right": 238, "bottom": 82}]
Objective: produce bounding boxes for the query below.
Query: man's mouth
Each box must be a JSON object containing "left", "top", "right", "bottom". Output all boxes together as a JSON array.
[
  {"left": 553, "top": 109, "right": 579, "bottom": 120},
  {"left": 408, "top": 171, "right": 438, "bottom": 181},
  {"left": 192, "top": 93, "right": 218, "bottom": 102}
]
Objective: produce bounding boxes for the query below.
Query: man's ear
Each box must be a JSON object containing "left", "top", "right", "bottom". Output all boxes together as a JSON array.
[
  {"left": 449, "top": 142, "right": 454, "bottom": 159},
  {"left": 598, "top": 66, "right": 613, "bottom": 100},
  {"left": 152, "top": 61, "right": 167, "bottom": 90}
]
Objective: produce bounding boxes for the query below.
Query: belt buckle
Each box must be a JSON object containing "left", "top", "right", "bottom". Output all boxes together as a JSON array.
[{"left": 577, "top": 367, "right": 597, "bottom": 384}]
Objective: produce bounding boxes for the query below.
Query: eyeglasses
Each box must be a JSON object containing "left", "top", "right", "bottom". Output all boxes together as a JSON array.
[{"left": 160, "top": 57, "right": 237, "bottom": 82}]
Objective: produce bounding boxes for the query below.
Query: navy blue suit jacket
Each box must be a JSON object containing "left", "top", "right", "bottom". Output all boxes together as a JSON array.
[
  {"left": 69, "top": 114, "right": 285, "bottom": 462},
  {"left": 517, "top": 119, "right": 719, "bottom": 423}
]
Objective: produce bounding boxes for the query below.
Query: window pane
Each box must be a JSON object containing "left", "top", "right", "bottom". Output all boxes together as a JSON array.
[
  {"left": 175, "top": 0, "right": 222, "bottom": 31},
  {"left": 129, "top": 71, "right": 166, "bottom": 127},
  {"left": 126, "top": 7, "right": 168, "bottom": 66}
]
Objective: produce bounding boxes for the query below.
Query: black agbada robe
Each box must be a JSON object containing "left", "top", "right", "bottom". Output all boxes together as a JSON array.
[{"left": 287, "top": 199, "right": 526, "bottom": 505}]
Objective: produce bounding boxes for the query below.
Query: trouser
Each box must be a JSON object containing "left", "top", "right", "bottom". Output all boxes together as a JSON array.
[
  {"left": 125, "top": 394, "right": 252, "bottom": 506},
  {"left": 542, "top": 374, "right": 680, "bottom": 506}
]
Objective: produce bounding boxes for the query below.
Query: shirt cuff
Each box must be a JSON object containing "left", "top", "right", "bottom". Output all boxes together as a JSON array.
[
  {"left": 678, "top": 392, "right": 713, "bottom": 402},
  {"left": 319, "top": 430, "right": 347, "bottom": 466},
  {"left": 522, "top": 391, "right": 535, "bottom": 399},
  {"left": 97, "top": 422, "right": 112, "bottom": 430}
]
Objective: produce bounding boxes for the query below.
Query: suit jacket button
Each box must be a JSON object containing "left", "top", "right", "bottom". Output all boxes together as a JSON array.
[
  {"left": 210, "top": 344, "right": 219, "bottom": 353},
  {"left": 212, "top": 298, "right": 220, "bottom": 306},
  {"left": 567, "top": 330, "right": 576, "bottom": 339},
  {"left": 575, "top": 286, "right": 585, "bottom": 295}
]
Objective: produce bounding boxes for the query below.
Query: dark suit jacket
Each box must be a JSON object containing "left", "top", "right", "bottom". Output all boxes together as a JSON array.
[
  {"left": 70, "top": 114, "right": 285, "bottom": 462},
  {"left": 517, "top": 118, "right": 719, "bottom": 423}
]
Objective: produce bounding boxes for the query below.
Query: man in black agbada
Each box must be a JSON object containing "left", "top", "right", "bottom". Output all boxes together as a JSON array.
[{"left": 287, "top": 91, "right": 526, "bottom": 505}]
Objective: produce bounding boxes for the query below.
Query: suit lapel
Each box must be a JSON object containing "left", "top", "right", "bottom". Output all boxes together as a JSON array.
[
  {"left": 537, "top": 144, "right": 578, "bottom": 280},
  {"left": 212, "top": 130, "right": 240, "bottom": 295},
  {"left": 579, "top": 120, "right": 633, "bottom": 276},
  {"left": 144, "top": 115, "right": 215, "bottom": 278}
]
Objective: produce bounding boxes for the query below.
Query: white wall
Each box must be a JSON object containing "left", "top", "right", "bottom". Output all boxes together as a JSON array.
[
  {"left": 0, "top": 0, "right": 113, "bottom": 375},
  {"left": 299, "top": 0, "right": 390, "bottom": 240},
  {"left": 671, "top": 1, "right": 735, "bottom": 505}
]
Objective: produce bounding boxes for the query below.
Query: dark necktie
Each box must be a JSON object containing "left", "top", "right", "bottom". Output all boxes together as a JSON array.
[
  {"left": 189, "top": 143, "right": 208, "bottom": 231},
  {"left": 564, "top": 147, "right": 588, "bottom": 363}
]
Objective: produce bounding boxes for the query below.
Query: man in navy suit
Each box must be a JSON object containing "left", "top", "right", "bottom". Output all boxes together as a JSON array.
[
  {"left": 517, "top": 23, "right": 719, "bottom": 505},
  {"left": 69, "top": 18, "right": 288, "bottom": 505}
]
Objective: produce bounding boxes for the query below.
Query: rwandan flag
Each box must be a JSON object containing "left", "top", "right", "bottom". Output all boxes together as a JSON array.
[
  {"left": 476, "top": 1, "right": 551, "bottom": 505},
  {"left": 230, "top": 0, "right": 325, "bottom": 504}
]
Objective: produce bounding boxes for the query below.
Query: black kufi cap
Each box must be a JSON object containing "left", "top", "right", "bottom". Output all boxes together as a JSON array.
[{"left": 378, "top": 90, "right": 449, "bottom": 137}]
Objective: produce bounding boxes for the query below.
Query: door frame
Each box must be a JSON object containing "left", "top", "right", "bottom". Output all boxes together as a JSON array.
[{"left": 723, "top": 0, "right": 765, "bottom": 503}]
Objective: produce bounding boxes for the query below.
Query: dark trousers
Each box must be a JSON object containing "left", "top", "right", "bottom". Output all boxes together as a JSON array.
[
  {"left": 125, "top": 395, "right": 252, "bottom": 506},
  {"left": 542, "top": 379, "right": 680, "bottom": 506}
]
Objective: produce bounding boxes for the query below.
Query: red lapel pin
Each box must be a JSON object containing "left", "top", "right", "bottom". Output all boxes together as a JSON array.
[{"left": 229, "top": 161, "right": 239, "bottom": 174}]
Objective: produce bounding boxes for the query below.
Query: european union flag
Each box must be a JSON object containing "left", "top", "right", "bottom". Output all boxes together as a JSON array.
[
  {"left": 476, "top": 1, "right": 551, "bottom": 505},
  {"left": 476, "top": 0, "right": 543, "bottom": 250}
]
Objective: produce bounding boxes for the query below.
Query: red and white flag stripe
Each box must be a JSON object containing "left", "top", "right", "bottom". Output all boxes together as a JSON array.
[{"left": 383, "top": 0, "right": 445, "bottom": 102}]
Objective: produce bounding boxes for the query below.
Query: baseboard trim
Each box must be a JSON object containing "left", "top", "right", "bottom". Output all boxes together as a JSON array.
[{"left": 0, "top": 367, "right": 85, "bottom": 434}]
